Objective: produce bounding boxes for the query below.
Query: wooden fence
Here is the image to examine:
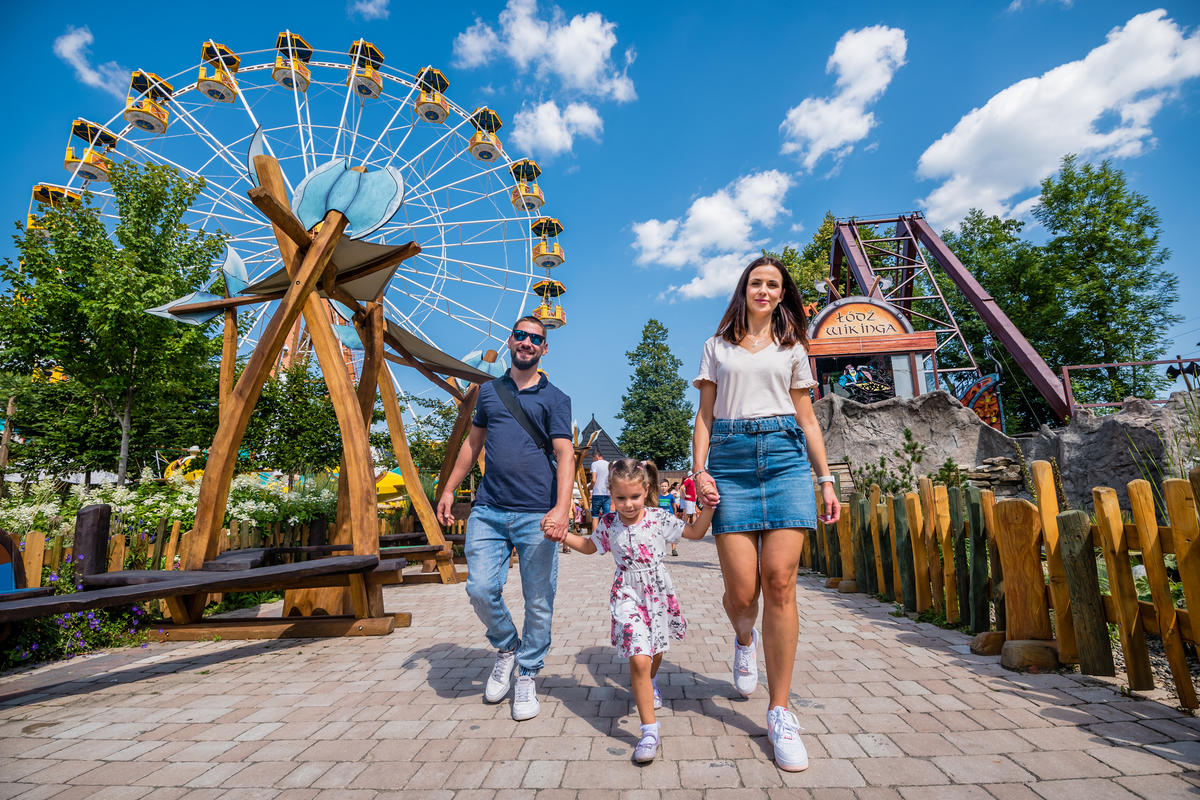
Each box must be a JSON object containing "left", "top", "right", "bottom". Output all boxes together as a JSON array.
[{"left": 807, "top": 461, "right": 1200, "bottom": 709}]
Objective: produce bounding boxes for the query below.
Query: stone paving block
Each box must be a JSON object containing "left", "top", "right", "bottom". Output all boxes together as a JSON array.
[
  {"left": 1011, "top": 750, "right": 1120, "bottom": 780},
  {"left": 1114, "top": 772, "right": 1200, "bottom": 799},
  {"left": 932, "top": 754, "right": 1036, "bottom": 783},
  {"left": 1028, "top": 778, "right": 1141, "bottom": 800},
  {"left": 853, "top": 757, "right": 950, "bottom": 787},
  {"left": 1143, "top": 740, "right": 1200, "bottom": 771}
]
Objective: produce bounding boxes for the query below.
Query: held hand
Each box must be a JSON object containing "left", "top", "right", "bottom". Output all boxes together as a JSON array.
[
  {"left": 435, "top": 491, "right": 455, "bottom": 528},
  {"left": 818, "top": 483, "right": 841, "bottom": 524},
  {"left": 698, "top": 475, "right": 720, "bottom": 507},
  {"left": 541, "top": 509, "right": 569, "bottom": 542}
]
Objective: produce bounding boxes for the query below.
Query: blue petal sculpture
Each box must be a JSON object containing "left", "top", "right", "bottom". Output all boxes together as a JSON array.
[{"left": 291, "top": 158, "right": 404, "bottom": 240}]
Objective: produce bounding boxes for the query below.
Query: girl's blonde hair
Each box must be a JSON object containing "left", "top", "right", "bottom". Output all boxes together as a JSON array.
[{"left": 609, "top": 458, "right": 659, "bottom": 507}]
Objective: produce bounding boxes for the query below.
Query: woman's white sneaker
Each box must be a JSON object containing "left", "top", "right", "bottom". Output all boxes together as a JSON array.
[
  {"left": 732, "top": 628, "right": 759, "bottom": 696},
  {"left": 512, "top": 675, "right": 540, "bottom": 720},
  {"left": 484, "top": 650, "right": 515, "bottom": 703},
  {"left": 767, "top": 706, "right": 809, "bottom": 772}
]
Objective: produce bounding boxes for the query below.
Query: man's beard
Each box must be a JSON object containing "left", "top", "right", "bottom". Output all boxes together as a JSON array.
[{"left": 512, "top": 350, "right": 541, "bottom": 370}]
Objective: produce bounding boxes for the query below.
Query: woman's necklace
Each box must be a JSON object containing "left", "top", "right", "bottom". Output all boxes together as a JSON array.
[{"left": 743, "top": 328, "right": 773, "bottom": 348}]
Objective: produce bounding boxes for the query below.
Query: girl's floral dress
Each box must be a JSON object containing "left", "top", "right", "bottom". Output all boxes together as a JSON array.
[{"left": 590, "top": 507, "right": 686, "bottom": 657}]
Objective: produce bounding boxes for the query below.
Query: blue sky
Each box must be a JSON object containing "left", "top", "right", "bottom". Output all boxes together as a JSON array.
[{"left": 2, "top": 1, "right": 1199, "bottom": 441}]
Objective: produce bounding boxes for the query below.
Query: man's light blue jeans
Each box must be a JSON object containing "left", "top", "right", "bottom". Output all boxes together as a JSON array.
[{"left": 464, "top": 505, "right": 559, "bottom": 677}]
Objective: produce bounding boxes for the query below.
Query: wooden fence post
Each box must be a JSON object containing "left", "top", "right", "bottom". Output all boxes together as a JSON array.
[
  {"left": 993, "top": 499, "right": 1052, "bottom": 641},
  {"left": 1173, "top": 472, "right": 1200, "bottom": 635},
  {"left": 948, "top": 486, "right": 971, "bottom": 625},
  {"left": 919, "top": 478, "right": 945, "bottom": 616},
  {"left": 934, "top": 484, "right": 958, "bottom": 624},
  {"left": 887, "top": 495, "right": 901, "bottom": 599},
  {"left": 1130, "top": 480, "right": 1195, "bottom": 707},
  {"left": 877, "top": 500, "right": 895, "bottom": 600},
  {"left": 966, "top": 486, "right": 990, "bottom": 634},
  {"left": 1057, "top": 509, "right": 1115, "bottom": 677},
  {"left": 1163, "top": 478, "right": 1200, "bottom": 703},
  {"left": 1032, "top": 461, "right": 1078, "bottom": 664},
  {"left": 892, "top": 494, "right": 917, "bottom": 612},
  {"left": 857, "top": 494, "right": 876, "bottom": 596},
  {"left": 1093, "top": 487, "right": 1154, "bottom": 691},
  {"left": 868, "top": 485, "right": 886, "bottom": 597},
  {"left": 21, "top": 530, "right": 46, "bottom": 588},
  {"left": 905, "top": 492, "right": 929, "bottom": 612},
  {"left": 836, "top": 512, "right": 856, "bottom": 593},
  {"left": 980, "top": 490, "right": 1006, "bottom": 632}
]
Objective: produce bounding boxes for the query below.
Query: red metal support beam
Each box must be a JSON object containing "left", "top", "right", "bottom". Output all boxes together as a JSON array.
[
  {"left": 833, "top": 223, "right": 883, "bottom": 299},
  {"left": 910, "top": 216, "right": 1069, "bottom": 420}
]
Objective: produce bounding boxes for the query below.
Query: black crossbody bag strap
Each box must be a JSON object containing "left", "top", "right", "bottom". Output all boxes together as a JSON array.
[{"left": 492, "top": 376, "right": 556, "bottom": 464}]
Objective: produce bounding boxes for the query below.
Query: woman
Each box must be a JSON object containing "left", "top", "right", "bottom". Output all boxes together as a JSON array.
[{"left": 692, "top": 255, "right": 841, "bottom": 772}]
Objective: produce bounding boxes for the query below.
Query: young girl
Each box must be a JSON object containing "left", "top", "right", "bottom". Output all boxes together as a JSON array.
[{"left": 558, "top": 458, "right": 714, "bottom": 763}]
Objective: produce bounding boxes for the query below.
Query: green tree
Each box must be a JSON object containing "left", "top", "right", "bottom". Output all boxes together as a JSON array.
[
  {"left": 0, "top": 162, "right": 224, "bottom": 483},
  {"left": 616, "top": 319, "right": 694, "bottom": 469},
  {"left": 1033, "top": 155, "right": 1180, "bottom": 404},
  {"left": 241, "top": 360, "right": 343, "bottom": 483},
  {"left": 767, "top": 212, "right": 837, "bottom": 308},
  {"left": 939, "top": 155, "right": 1181, "bottom": 429},
  {"left": 940, "top": 210, "right": 1062, "bottom": 430}
]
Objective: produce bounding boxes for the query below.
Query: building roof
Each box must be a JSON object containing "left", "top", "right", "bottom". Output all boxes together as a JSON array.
[{"left": 580, "top": 416, "right": 624, "bottom": 464}]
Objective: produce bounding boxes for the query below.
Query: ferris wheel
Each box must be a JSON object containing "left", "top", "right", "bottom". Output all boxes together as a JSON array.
[{"left": 31, "top": 33, "right": 570, "bottom": 403}]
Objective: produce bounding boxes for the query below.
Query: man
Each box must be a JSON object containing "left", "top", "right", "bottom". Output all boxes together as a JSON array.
[
  {"left": 589, "top": 452, "right": 610, "bottom": 530},
  {"left": 436, "top": 316, "right": 574, "bottom": 721}
]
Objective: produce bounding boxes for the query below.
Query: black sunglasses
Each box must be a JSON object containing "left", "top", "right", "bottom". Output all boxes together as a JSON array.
[{"left": 511, "top": 329, "right": 546, "bottom": 346}]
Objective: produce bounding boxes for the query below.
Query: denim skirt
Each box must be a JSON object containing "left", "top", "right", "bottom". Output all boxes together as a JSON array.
[{"left": 707, "top": 415, "right": 817, "bottom": 535}]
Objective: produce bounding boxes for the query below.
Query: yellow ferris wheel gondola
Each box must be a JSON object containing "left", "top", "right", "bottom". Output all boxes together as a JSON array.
[
  {"left": 347, "top": 39, "right": 384, "bottom": 98},
  {"left": 27, "top": 184, "right": 81, "bottom": 229},
  {"left": 509, "top": 158, "right": 544, "bottom": 211},
  {"left": 532, "top": 279, "right": 566, "bottom": 329},
  {"left": 414, "top": 66, "right": 450, "bottom": 123},
  {"left": 64, "top": 119, "right": 117, "bottom": 182},
  {"left": 273, "top": 32, "right": 313, "bottom": 91},
  {"left": 197, "top": 41, "right": 241, "bottom": 103},
  {"left": 124, "top": 71, "right": 173, "bottom": 135},
  {"left": 531, "top": 216, "right": 565, "bottom": 268},
  {"left": 468, "top": 107, "right": 504, "bottom": 162}
]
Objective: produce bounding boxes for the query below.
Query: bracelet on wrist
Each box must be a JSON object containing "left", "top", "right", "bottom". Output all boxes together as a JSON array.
[{"left": 816, "top": 475, "right": 835, "bottom": 485}]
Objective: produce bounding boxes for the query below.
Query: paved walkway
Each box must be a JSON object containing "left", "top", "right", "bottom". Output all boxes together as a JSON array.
[{"left": 1, "top": 536, "right": 1198, "bottom": 799}]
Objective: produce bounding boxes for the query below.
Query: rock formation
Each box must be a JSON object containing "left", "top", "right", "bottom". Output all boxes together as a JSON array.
[{"left": 814, "top": 389, "right": 1198, "bottom": 509}]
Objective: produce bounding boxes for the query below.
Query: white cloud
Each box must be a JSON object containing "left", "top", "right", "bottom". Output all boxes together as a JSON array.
[
  {"left": 780, "top": 25, "right": 907, "bottom": 171},
  {"left": 1008, "top": 0, "right": 1072, "bottom": 11},
  {"left": 348, "top": 0, "right": 389, "bottom": 19},
  {"left": 632, "top": 171, "right": 793, "bottom": 299},
  {"left": 53, "top": 25, "right": 127, "bottom": 99},
  {"left": 917, "top": 9, "right": 1200, "bottom": 227},
  {"left": 453, "top": 0, "right": 636, "bottom": 102},
  {"left": 510, "top": 100, "right": 603, "bottom": 156}
]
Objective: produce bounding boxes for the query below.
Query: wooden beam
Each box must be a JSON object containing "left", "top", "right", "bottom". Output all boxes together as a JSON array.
[
  {"left": 219, "top": 308, "right": 237, "bottom": 422},
  {"left": 382, "top": 351, "right": 486, "bottom": 388},
  {"left": 148, "top": 615, "right": 398, "bottom": 641},
  {"left": 378, "top": 364, "right": 457, "bottom": 583},
  {"left": 248, "top": 185, "right": 311, "bottom": 250}
]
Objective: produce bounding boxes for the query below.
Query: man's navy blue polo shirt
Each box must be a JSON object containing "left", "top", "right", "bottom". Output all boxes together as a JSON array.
[{"left": 472, "top": 372, "right": 572, "bottom": 513}]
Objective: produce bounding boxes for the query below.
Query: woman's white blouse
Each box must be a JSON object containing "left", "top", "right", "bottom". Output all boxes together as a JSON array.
[{"left": 693, "top": 335, "right": 816, "bottom": 420}]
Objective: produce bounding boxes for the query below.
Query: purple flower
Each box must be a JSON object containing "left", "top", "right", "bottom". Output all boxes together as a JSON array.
[{"left": 47, "top": 573, "right": 58, "bottom": 583}]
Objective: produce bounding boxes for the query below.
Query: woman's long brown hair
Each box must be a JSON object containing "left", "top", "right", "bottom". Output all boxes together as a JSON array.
[{"left": 715, "top": 255, "right": 809, "bottom": 347}]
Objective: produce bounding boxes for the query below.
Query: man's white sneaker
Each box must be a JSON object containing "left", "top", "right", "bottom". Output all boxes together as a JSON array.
[
  {"left": 512, "top": 675, "right": 540, "bottom": 721},
  {"left": 732, "top": 628, "right": 759, "bottom": 696},
  {"left": 484, "top": 650, "right": 515, "bottom": 703},
  {"left": 767, "top": 706, "right": 809, "bottom": 772}
]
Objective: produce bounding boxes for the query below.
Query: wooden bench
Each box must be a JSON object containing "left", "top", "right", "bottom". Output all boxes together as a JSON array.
[
  {"left": 0, "top": 555, "right": 382, "bottom": 623},
  {"left": 199, "top": 544, "right": 353, "bottom": 571}
]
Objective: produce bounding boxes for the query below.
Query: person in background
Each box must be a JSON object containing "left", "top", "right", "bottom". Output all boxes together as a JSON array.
[
  {"left": 658, "top": 479, "right": 680, "bottom": 556},
  {"left": 589, "top": 453, "right": 611, "bottom": 532}
]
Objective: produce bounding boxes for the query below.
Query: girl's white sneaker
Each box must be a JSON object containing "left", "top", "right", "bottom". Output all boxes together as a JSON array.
[
  {"left": 633, "top": 723, "right": 660, "bottom": 763},
  {"left": 767, "top": 706, "right": 809, "bottom": 772}
]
